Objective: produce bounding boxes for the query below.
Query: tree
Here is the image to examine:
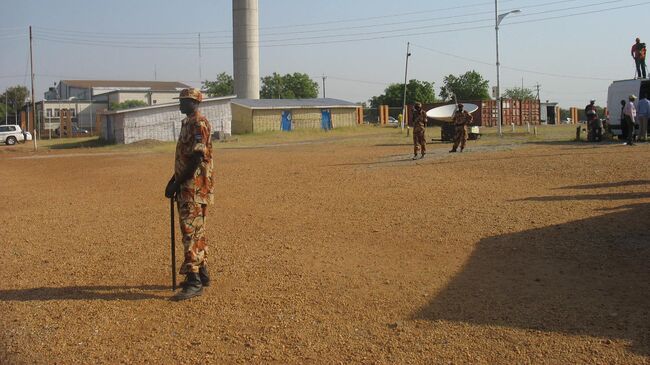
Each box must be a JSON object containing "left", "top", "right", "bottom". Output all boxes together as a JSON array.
[
  {"left": 369, "top": 79, "right": 436, "bottom": 108},
  {"left": 1, "top": 85, "right": 29, "bottom": 118},
  {"left": 439, "top": 70, "right": 490, "bottom": 101},
  {"left": 260, "top": 72, "right": 318, "bottom": 99},
  {"left": 503, "top": 87, "right": 536, "bottom": 100},
  {"left": 110, "top": 100, "right": 148, "bottom": 110},
  {"left": 203, "top": 72, "right": 234, "bottom": 97}
]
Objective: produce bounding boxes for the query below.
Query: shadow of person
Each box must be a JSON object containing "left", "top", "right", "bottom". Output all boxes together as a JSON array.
[
  {"left": 0, "top": 285, "right": 169, "bottom": 302},
  {"left": 556, "top": 180, "right": 650, "bottom": 190},
  {"left": 414, "top": 201, "right": 650, "bottom": 356}
]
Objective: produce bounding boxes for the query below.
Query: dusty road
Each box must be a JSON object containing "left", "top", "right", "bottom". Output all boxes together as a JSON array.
[{"left": 1, "top": 135, "right": 648, "bottom": 364}]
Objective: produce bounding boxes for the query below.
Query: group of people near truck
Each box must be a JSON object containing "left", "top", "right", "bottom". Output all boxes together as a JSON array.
[{"left": 620, "top": 93, "right": 650, "bottom": 145}]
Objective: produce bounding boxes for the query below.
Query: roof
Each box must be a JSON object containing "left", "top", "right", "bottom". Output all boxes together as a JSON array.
[
  {"left": 61, "top": 80, "right": 191, "bottom": 90},
  {"left": 232, "top": 98, "right": 358, "bottom": 109}
]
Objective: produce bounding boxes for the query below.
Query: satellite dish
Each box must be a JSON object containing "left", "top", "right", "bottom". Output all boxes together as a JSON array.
[{"left": 426, "top": 103, "right": 478, "bottom": 122}]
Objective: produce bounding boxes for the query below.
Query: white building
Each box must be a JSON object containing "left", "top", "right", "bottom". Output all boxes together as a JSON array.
[
  {"left": 45, "top": 80, "right": 191, "bottom": 101},
  {"left": 100, "top": 96, "right": 234, "bottom": 144}
]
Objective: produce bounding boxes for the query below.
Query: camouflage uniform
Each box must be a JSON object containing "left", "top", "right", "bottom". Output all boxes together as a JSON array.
[
  {"left": 412, "top": 108, "right": 427, "bottom": 156},
  {"left": 175, "top": 99, "right": 214, "bottom": 275},
  {"left": 451, "top": 109, "right": 473, "bottom": 152}
]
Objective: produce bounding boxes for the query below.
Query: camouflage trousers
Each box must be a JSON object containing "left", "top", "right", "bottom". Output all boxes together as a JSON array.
[
  {"left": 177, "top": 201, "right": 208, "bottom": 274},
  {"left": 452, "top": 126, "right": 468, "bottom": 151},
  {"left": 413, "top": 127, "right": 426, "bottom": 155}
]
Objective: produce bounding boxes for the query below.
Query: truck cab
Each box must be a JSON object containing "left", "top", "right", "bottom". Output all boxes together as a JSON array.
[{"left": 606, "top": 79, "right": 650, "bottom": 137}]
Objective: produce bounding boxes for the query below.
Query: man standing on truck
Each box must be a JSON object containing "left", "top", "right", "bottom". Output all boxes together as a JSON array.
[
  {"left": 631, "top": 37, "right": 647, "bottom": 79},
  {"left": 623, "top": 94, "right": 637, "bottom": 145},
  {"left": 637, "top": 93, "right": 649, "bottom": 141}
]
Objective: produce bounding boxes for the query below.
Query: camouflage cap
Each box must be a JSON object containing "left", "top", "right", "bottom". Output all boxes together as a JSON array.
[{"left": 174, "top": 88, "right": 203, "bottom": 102}]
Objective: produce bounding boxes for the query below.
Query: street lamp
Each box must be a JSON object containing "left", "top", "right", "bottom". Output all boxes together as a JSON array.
[{"left": 495, "top": 2, "right": 521, "bottom": 136}]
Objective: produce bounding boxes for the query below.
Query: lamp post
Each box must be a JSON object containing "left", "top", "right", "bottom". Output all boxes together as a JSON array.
[
  {"left": 495, "top": 2, "right": 520, "bottom": 136},
  {"left": 67, "top": 96, "right": 77, "bottom": 137}
]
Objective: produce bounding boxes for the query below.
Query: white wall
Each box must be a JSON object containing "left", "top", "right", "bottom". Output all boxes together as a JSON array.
[{"left": 102, "top": 97, "right": 233, "bottom": 144}]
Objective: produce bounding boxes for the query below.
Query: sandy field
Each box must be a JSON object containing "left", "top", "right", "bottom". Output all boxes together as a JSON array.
[{"left": 0, "top": 128, "right": 649, "bottom": 364}]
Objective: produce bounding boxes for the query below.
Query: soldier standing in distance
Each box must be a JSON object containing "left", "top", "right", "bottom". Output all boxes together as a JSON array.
[
  {"left": 165, "top": 88, "right": 214, "bottom": 301},
  {"left": 450, "top": 103, "right": 473, "bottom": 153},
  {"left": 412, "top": 102, "right": 427, "bottom": 160}
]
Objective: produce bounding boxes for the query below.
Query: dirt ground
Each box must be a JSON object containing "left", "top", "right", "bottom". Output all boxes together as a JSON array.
[{"left": 1, "top": 131, "right": 649, "bottom": 364}]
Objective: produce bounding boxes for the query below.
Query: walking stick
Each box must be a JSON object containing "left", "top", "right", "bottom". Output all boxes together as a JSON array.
[{"left": 170, "top": 198, "right": 177, "bottom": 291}]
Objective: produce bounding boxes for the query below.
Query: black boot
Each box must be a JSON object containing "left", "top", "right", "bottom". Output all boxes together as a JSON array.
[
  {"left": 173, "top": 272, "right": 203, "bottom": 301},
  {"left": 199, "top": 265, "right": 210, "bottom": 287}
]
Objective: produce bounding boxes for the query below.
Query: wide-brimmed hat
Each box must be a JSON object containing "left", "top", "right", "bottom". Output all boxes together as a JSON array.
[
  {"left": 174, "top": 88, "right": 203, "bottom": 102},
  {"left": 629, "top": 94, "right": 637, "bottom": 100}
]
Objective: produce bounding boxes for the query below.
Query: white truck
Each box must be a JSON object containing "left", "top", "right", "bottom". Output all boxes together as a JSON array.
[
  {"left": 0, "top": 124, "right": 26, "bottom": 145},
  {"left": 606, "top": 79, "right": 650, "bottom": 138}
]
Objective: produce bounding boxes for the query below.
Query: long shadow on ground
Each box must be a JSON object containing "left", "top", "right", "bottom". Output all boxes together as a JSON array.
[
  {"left": 0, "top": 285, "right": 168, "bottom": 301},
  {"left": 414, "top": 189, "right": 650, "bottom": 356}
]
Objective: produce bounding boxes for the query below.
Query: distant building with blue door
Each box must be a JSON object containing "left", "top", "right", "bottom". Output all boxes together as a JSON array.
[{"left": 231, "top": 98, "right": 360, "bottom": 134}]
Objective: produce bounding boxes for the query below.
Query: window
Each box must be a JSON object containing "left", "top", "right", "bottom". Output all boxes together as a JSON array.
[
  {"left": 1, "top": 126, "right": 17, "bottom": 132},
  {"left": 46, "top": 109, "right": 53, "bottom": 117},
  {"left": 55, "top": 109, "right": 60, "bottom": 117},
  {"left": 69, "top": 108, "right": 76, "bottom": 117},
  {"left": 0, "top": 126, "right": 8, "bottom": 132}
]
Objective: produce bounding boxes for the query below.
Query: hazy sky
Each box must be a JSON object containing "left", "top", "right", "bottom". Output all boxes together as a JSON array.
[{"left": 1, "top": 0, "right": 648, "bottom": 107}]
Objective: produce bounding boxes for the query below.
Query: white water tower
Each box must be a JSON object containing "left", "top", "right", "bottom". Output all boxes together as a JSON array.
[{"left": 232, "top": 0, "right": 260, "bottom": 99}]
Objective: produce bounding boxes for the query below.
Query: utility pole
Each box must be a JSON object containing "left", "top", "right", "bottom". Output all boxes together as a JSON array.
[
  {"left": 535, "top": 83, "right": 541, "bottom": 100},
  {"left": 322, "top": 74, "right": 327, "bottom": 98},
  {"left": 4, "top": 90, "right": 7, "bottom": 125},
  {"left": 29, "top": 25, "right": 37, "bottom": 149},
  {"left": 198, "top": 33, "right": 202, "bottom": 82},
  {"left": 401, "top": 42, "right": 411, "bottom": 133}
]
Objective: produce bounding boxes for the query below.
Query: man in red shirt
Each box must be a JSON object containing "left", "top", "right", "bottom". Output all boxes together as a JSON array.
[{"left": 631, "top": 37, "right": 647, "bottom": 79}]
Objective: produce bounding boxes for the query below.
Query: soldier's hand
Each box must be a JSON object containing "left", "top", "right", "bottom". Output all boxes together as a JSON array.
[{"left": 165, "top": 177, "right": 179, "bottom": 199}]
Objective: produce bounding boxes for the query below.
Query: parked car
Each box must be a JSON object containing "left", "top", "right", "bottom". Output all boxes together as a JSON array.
[
  {"left": 0, "top": 124, "right": 26, "bottom": 145},
  {"left": 55, "top": 125, "right": 89, "bottom": 137},
  {"left": 387, "top": 116, "right": 398, "bottom": 126}
]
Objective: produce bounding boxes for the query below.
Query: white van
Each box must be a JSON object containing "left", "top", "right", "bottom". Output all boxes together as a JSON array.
[{"left": 606, "top": 79, "right": 650, "bottom": 137}]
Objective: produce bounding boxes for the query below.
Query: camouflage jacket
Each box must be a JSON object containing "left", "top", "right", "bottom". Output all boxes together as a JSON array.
[
  {"left": 412, "top": 109, "right": 427, "bottom": 130},
  {"left": 175, "top": 111, "right": 214, "bottom": 204},
  {"left": 452, "top": 110, "right": 473, "bottom": 127}
]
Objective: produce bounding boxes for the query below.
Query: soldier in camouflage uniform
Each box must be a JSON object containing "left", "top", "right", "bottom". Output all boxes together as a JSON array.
[
  {"left": 450, "top": 103, "right": 473, "bottom": 153},
  {"left": 165, "top": 88, "right": 214, "bottom": 301},
  {"left": 412, "top": 102, "right": 427, "bottom": 160}
]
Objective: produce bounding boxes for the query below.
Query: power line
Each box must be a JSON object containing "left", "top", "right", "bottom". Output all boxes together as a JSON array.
[
  {"left": 29, "top": 0, "right": 613, "bottom": 45},
  {"left": 32, "top": 1, "right": 648, "bottom": 50}
]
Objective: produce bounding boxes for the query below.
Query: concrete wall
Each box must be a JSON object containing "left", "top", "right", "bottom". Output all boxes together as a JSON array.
[
  {"left": 108, "top": 91, "right": 179, "bottom": 108},
  {"left": 331, "top": 109, "right": 357, "bottom": 127},
  {"left": 231, "top": 103, "right": 254, "bottom": 134},
  {"left": 231, "top": 107, "right": 358, "bottom": 133},
  {"left": 102, "top": 97, "right": 232, "bottom": 144}
]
